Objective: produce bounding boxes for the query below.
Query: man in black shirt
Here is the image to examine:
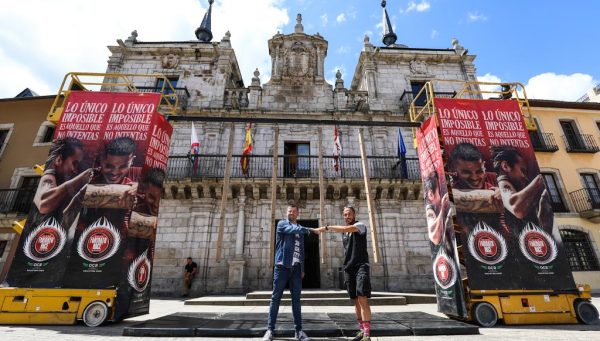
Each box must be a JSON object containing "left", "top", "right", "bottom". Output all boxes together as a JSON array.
[
  {"left": 318, "top": 205, "right": 372, "bottom": 341},
  {"left": 183, "top": 257, "right": 198, "bottom": 297}
]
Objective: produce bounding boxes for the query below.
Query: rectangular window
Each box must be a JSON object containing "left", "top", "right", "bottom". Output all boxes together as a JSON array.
[
  {"left": 284, "top": 142, "right": 311, "bottom": 177},
  {"left": 12, "top": 176, "right": 39, "bottom": 214},
  {"left": 560, "top": 229, "right": 600, "bottom": 271},
  {"left": 541, "top": 173, "right": 568, "bottom": 212},
  {"left": 581, "top": 173, "right": 600, "bottom": 209},
  {"left": 0, "top": 129, "right": 8, "bottom": 148},
  {"left": 156, "top": 77, "right": 179, "bottom": 105},
  {"left": 410, "top": 81, "right": 427, "bottom": 106},
  {"left": 560, "top": 120, "right": 583, "bottom": 150},
  {"left": 42, "top": 125, "right": 55, "bottom": 143},
  {"left": 0, "top": 240, "right": 7, "bottom": 259}
]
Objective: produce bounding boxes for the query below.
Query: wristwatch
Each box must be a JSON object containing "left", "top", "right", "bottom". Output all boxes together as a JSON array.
[{"left": 325, "top": 225, "right": 329, "bottom": 231}]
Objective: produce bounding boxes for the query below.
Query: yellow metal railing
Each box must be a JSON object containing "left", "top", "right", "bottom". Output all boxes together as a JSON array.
[
  {"left": 408, "top": 79, "right": 536, "bottom": 131},
  {"left": 47, "top": 72, "right": 180, "bottom": 124}
]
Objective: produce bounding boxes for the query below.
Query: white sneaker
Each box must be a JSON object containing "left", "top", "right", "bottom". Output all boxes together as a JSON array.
[
  {"left": 262, "top": 329, "right": 273, "bottom": 341},
  {"left": 295, "top": 330, "right": 310, "bottom": 341}
]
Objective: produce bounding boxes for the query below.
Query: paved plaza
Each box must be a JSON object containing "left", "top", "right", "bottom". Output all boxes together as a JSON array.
[{"left": 0, "top": 297, "right": 599, "bottom": 340}]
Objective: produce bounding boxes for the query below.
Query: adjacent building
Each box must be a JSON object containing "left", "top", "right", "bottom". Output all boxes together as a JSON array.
[{"left": 529, "top": 99, "right": 600, "bottom": 290}]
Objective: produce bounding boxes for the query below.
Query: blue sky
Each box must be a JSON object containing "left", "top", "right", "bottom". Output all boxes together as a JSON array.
[{"left": 0, "top": 0, "right": 597, "bottom": 100}]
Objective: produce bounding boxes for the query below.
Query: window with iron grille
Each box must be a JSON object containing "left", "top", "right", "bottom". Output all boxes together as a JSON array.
[
  {"left": 559, "top": 229, "right": 600, "bottom": 271},
  {"left": 541, "top": 172, "right": 569, "bottom": 212}
]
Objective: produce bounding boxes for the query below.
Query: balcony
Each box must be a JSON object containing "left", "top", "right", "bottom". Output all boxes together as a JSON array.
[
  {"left": 400, "top": 90, "right": 456, "bottom": 115},
  {"left": 530, "top": 132, "right": 559, "bottom": 152},
  {"left": 166, "top": 155, "right": 421, "bottom": 181},
  {"left": 561, "top": 134, "right": 599, "bottom": 153},
  {"left": 136, "top": 86, "right": 190, "bottom": 110},
  {"left": 569, "top": 188, "right": 600, "bottom": 222},
  {"left": 224, "top": 88, "right": 249, "bottom": 109},
  {"left": 346, "top": 91, "right": 369, "bottom": 111},
  {"left": 0, "top": 189, "right": 35, "bottom": 215}
]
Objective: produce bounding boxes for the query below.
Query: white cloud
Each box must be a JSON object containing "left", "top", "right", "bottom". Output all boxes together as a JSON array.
[
  {"left": 402, "top": 1, "right": 431, "bottom": 13},
  {"left": 0, "top": 0, "right": 289, "bottom": 98},
  {"left": 524, "top": 73, "right": 596, "bottom": 101},
  {"left": 477, "top": 73, "right": 503, "bottom": 99},
  {"left": 468, "top": 11, "right": 488, "bottom": 22},
  {"left": 320, "top": 14, "right": 328, "bottom": 26},
  {"left": 430, "top": 29, "right": 438, "bottom": 39},
  {"left": 336, "top": 13, "right": 346, "bottom": 23},
  {"left": 336, "top": 46, "right": 349, "bottom": 54}
]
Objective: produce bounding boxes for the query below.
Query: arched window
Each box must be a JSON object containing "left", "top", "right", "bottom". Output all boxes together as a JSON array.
[{"left": 559, "top": 229, "right": 600, "bottom": 271}]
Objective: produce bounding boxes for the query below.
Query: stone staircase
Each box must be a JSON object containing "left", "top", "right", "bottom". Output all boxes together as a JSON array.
[{"left": 184, "top": 290, "right": 436, "bottom": 306}]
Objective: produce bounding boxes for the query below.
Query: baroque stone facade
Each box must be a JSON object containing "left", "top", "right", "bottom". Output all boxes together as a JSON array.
[{"left": 103, "top": 14, "right": 479, "bottom": 295}]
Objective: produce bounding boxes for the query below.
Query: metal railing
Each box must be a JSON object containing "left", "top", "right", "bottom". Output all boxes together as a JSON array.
[
  {"left": 167, "top": 155, "right": 421, "bottom": 180},
  {"left": 561, "top": 134, "right": 600, "bottom": 153},
  {"left": 530, "top": 132, "right": 559, "bottom": 152},
  {"left": 569, "top": 188, "right": 600, "bottom": 213},
  {"left": 0, "top": 189, "right": 35, "bottom": 214},
  {"left": 137, "top": 86, "right": 190, "bottom": 110}
]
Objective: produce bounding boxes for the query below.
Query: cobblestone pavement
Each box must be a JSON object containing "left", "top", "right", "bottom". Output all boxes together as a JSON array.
[{"left": 0, "top": 298, "right": 599, "bottom": 341}]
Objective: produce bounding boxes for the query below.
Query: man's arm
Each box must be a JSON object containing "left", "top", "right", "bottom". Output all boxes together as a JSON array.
[
  {"left": 34, "top": 169, "right": 93, "bottom": 214},
  {"left": 499, "top": 175, "right": 545, "bottom": 219},
  {"left": 318, "top": 222, "right": 366, "bottom": 234},
  {"left": 191, "top": 263, "right": 198, "bottom": 276},
  {"left": 426, "top": 193, "right": 450, "bottom": 245},
  {"left": 277, "top": 220, "right": 314, "bottom": 235}
]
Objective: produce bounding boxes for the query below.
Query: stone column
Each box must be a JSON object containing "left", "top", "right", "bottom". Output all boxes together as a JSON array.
[{"left": 227, "top": 195, "right": 247, "bottom": 292}]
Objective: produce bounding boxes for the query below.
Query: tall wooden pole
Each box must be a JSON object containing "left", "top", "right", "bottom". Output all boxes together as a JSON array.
[
  {"left": 358, "top": 128, "right": 380, "bottom": 263},
  {"left": 216, "top": 122, "right": 235, "bottom": 261},
  {"left": 317, "top": 127, "right": 327, "bottom": 264},
  {"left": 269, "top": 127, "right": 279, "bottom": 267}
]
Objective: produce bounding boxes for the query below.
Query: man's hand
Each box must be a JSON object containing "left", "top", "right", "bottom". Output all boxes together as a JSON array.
[{"left": 301, "top": 272, "right": 305, "bottom": 279}]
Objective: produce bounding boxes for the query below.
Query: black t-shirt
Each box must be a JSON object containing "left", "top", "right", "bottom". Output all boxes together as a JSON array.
[
  {"left": 185, "top": 262, "right": 197, "bottom": 273},
  {"left": 342, "top": 221, "right": 369, "bottom": 269}
]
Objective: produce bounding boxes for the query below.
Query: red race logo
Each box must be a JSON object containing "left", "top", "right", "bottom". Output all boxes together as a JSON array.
[{"left": 24, "top": 217, "right": 66, "bottom": 262}]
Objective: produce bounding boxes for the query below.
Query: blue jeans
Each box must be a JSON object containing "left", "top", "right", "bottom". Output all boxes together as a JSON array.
[{"left": 267, "top": 264, "right": 303, "bottom": 332}]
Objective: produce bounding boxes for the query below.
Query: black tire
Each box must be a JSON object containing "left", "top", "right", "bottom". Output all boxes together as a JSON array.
[
  {"left": 82, "top": 301, "right": 109, "bottom": 327},
  {"left": 473, "top": 302, "right": 498, "bottom": 327},
  {"left": 574, "top": 300, "right": 599, "bottom": 325}
]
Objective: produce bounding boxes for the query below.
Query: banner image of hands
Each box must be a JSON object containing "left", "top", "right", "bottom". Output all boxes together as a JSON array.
[
  {"left": 5, "top": 91, "right": 173, "bottom": 320},
  {"left": 435, "top": 98, "right": 575, "bottom": 291}
]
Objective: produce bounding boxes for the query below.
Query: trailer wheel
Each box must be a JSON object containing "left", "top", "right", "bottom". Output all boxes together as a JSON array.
[
  {"left": 82, "top": 301, "right": 108, "bottom": 327},
  {"left": 473, "top": 302, "right": 498, "bottom": 327},
  {"left": 574, "top": 300, "right": 599, "bottom": 325}
]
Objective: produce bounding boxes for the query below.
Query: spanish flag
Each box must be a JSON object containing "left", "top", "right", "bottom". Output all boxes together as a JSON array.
[{"left": 241, "top": 123, "right": 253, "bottom": 177}]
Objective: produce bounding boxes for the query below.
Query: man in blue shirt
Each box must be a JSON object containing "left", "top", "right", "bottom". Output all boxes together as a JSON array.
[{"left": 263, "top": 204, "right": 319, "bottom": 341}]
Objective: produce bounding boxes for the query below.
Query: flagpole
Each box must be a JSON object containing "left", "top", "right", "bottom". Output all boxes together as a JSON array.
[{"left": 269, "top": 126, "right": 279, "bottom": 268}]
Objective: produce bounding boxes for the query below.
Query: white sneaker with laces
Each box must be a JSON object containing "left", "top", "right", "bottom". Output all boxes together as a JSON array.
[
  {"left": 262, "top": 329, "right": 273, "bottom": 341},
  {"left": 295, "top": 330, "right": 310, "bottom": 341}
]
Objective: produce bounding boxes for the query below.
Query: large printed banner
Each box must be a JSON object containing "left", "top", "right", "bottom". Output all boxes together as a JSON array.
[
  {"left": 6, "top": 91, "right": 172, "bottom": 320},
  {"left": 416, "top": 117, "right": 466, "bottom": 318},
  {"left": 435, "top": 98, "right": 575, "bottom": 291}
]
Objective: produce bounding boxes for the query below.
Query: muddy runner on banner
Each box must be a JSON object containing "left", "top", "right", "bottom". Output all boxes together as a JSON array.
[
  {"left": 435, "top": 98, "right": 575, "bottom": 291},
  {"left": 416, "top": 117, "right": 466, "bottom": 318},
  {"left": 5, "top": 91, "right": 172, "bottom": 320}
]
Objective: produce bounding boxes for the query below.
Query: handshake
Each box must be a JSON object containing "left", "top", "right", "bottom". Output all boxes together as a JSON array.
[{"left": 309, "top": 226, "right": 331, "bottom": 235}]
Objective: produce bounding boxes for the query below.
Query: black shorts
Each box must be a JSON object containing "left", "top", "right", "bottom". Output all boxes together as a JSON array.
[{"left": 344, "top": 263, "right": 371, "bottom": 299}]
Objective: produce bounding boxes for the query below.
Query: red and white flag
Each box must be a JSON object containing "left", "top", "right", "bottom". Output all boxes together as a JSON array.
[
  {"left": 190, "top": 122, "right": 200, "bottom": 174},
  {"left": 333, "top": 126, "right": 342, "bottom": 173}
]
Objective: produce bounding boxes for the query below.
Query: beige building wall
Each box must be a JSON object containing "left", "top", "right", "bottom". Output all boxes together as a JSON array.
[{"left": 531, "top": 100, "right": 600, "bottom": 291}]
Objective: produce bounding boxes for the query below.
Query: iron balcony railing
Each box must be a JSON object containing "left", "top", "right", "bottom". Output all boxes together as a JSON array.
[
  {"left": 0, "top": 189, "right": 35, "bottom": 215},
  {"left": 167, "top": 155, "right": 421, "bottom": 181},
  {"left": 136, "top": 86, "right": 190, "bottom": 109},
  {"left": 570, "top": 188, "right": 600, "bottom": 213},
  {"left": 529, "top": 132, "right": 559, "bottom": 152},
  {"left": 561, "top": 134, "right": 600, "bottom": 153}
]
